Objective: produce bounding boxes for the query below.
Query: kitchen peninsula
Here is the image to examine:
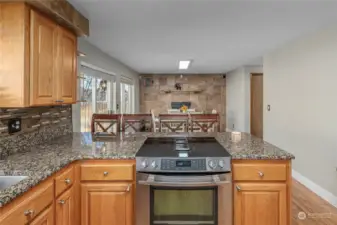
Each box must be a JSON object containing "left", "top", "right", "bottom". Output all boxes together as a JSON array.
[{"left": 0, "top": 132, "right": 294, "bottom": 225}]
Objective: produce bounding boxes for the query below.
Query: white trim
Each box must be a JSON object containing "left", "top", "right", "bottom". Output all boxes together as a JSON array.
[{"left": 292, "top": 169, "right": 337, "bottom": 208}]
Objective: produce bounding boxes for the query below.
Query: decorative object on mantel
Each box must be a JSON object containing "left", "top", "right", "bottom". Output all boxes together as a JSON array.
[
  {"left": 174, "top": 83, "right": 182, "bottom": 90},
  {"left": 180, "top": 105, "right": 188, "bottom": 113}
]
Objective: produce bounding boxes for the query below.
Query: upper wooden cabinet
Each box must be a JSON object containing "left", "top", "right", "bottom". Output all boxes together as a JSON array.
[
  {"left": 57, "top": 27, "right": 77, "bottom": 104},
  {"left": 30, "top": 10, "right": 58, "bottom": 105},
  {"left": 0, "top": 3, "right": 77, "bottom": 107}
]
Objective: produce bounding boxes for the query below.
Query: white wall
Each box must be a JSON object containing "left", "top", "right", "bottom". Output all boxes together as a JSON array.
[
  {"left": 226, "top": 66, "right": 262, "bottom": 132},
  {"left": 73, "top": 38, "right": 140, "bottom": 131},
  {"left": 264, "top": 28, "right": 337, "bottom": 198}
]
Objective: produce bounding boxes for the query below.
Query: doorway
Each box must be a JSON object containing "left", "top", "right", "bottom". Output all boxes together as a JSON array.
[{"left": 250, "top": 73, "right": 263, "bottom": 138}]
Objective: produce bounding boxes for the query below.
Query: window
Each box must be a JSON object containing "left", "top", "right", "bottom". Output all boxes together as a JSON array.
[{"left": 75, "top": 63, "right": 116, "bottom": 132}]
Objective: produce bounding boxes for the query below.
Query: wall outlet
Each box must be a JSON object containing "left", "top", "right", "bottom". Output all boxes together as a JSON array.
[
  {"left": 267, "top": 105, "right": 271, "bottom": 111},
  {"left": 232, "top": 124, "right": 235, "bottom": 129},
  {"left": 8, "top": 118, "right": 21, "bottom": 134}
]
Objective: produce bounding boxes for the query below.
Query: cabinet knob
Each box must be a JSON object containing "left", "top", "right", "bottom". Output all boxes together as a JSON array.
[
  {"left": 236, "top": 185, "right": 241, "bottom": 191},
  {"left": 65, "top": 178, "right": 71, "bottom": 184},
  {"left": 24, "top": 209, "right": 34, "bottom": 216},
  {"left": 258, "top": 171, "right": 264, "bottom": 177},
  {"left": 59, "top": 200, "right": 66, "bottom": 205},
  {"left": 103, "top": 171, "right": 109, "bottom": 176},
  {"left": 126, "top": 184, "right": 131, "bottom": 192}
]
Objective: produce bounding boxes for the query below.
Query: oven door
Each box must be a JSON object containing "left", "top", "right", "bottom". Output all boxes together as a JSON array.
[{"left": 136, "top": 173, "right": 232, "bottom": 225}]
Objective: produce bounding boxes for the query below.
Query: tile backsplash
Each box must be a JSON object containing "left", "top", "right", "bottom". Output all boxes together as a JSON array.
[{"left": 0, "top": 105, "right": 72, "bottom": 159}]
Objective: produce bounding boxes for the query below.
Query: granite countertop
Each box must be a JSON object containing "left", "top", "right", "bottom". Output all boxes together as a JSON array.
[{"left": 0, "top": 132, "right": 294, "bottom": 207}]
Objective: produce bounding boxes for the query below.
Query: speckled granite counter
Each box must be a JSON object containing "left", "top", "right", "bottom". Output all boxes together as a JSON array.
[{"left": 0, "top": 132, "right": 294, "bottom": 207}]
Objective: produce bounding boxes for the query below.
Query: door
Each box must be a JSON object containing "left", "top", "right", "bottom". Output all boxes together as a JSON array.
[
  {"left": 58, "top": 27, "right": 77, "bottom": 104},
  {"left": 234, "top": 182, "right": 287, "bottom": 225},
  {"left": 120, "top": 82, "right": 134, "bottom": 114},
  {"left": 30, "top": 205, "right": 54, "bottom": 225},
  {"left": 56, "top": 187, "right": 75, "bottom": 225},
  {"left": 30, "top": 10, "right": 58, "bottom": 106},
  {"left": 81, "top": 183, "right": 133, "bottom": 225},
  {"left": 78, "top": 65, "right": 116, "bottom": 132},
  {"left": 250, "top": 73, "right": 263, "bottom": 138},
  {"left": 136, "top": 173, "right": 232, "bottom": 225}
]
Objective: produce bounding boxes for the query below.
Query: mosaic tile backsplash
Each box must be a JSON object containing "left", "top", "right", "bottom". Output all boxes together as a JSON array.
[{"left": 0, "top": 105, "right": 72, "bottom": 159}]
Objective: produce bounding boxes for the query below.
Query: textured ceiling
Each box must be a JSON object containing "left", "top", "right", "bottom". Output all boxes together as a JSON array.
[{"left": 70, "top": 0, "right": 337, "bottom": 73}]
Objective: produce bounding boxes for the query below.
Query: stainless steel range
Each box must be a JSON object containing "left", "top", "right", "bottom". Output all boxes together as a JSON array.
[{"left": 136, "top": 136, "right": 232, "bottom": 225}]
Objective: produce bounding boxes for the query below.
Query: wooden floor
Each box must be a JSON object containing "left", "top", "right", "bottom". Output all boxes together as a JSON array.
[{"left": 292, "top": 179, "right": 337, "bottom": 225}]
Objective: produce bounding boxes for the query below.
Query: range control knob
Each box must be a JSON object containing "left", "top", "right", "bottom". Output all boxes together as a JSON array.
[
  {"left": 208, "top": 160, "right": 216, "bottom": 169},
  {"left": 218, "top": 160, "right": 225, "bottom": 168},
  {"left": 141, "top": 160, "right": 149, "bottom": 168},
  {"left": 151, "top": 160, "right": 158, "bottom": 169}
]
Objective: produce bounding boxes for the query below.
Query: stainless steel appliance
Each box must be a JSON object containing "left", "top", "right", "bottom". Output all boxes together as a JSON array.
[{"left": 136, "top": 137, "right": 232, "bottom": 225}]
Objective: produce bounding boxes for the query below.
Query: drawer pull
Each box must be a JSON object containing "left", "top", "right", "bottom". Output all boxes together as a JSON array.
[
  {"left": 65, "top": 178, "right": 71, "bottom": 184},
  {"left": 59, "top": 200, "right": 66, "bottom": 205},
  {"left": 24, "top": 209, "right": 34, "bottom": 216},
  {"left": 258, "top": 171, "right": 264, "bottom": 177},
  {"left": 103, "top": 171, "right": 109, "bottom": 176},
  {"left": 126, "top": 184, "right": 131, "bottom": 192},
  {"left": 236, "top": 185, "right": 241, "bottom": 191}
]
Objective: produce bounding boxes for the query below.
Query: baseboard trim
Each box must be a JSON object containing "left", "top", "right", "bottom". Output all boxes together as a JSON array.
[{"left": 292, "top": 169, "right": 337, "bottom": 208}]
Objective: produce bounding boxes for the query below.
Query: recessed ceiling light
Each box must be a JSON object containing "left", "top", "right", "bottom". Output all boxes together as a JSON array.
[
  {"left": 179, "top": 60, "right": 191, "bottom": 70},
  {"left": 78, "top": 51, "right": 86, "bottom": 57}
]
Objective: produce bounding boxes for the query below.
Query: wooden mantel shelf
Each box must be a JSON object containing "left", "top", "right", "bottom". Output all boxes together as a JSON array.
[{"left": 160, "top": 90, "right": 203, "bottom": 94}]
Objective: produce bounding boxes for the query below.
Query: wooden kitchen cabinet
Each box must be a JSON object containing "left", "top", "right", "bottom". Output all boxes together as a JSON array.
[
  {"left": 30, "top": 9, "right": 58, "bottom": 106},
  {"left": 0, "top": 2, "right": 78, "bottom": 107},
  {"left": 30, "top": 205, "right": 54, "bottom": 225},
  {"left": 81, "top": 183, "right": 133, "bottom": 225},
  {"left": 56, "top": 187, "right": 75, "bottom": 225},
  {"left": 234, "top": 182, "right": 287, "bottom": 225},
  {"left": 232, "top": 160, "right": 291, "bottom": 225},
  {"left": 57, "top": 26, "right": 78, "bottom": 104}
]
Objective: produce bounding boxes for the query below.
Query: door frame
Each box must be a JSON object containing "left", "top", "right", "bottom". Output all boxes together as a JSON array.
[{"left": 250, "top": 73, "right": 263, "bottom": 137}]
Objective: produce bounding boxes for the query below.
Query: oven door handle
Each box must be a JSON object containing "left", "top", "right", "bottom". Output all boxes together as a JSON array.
[{"left": 138, "top": 174, "right": 231, "bottom": 187}]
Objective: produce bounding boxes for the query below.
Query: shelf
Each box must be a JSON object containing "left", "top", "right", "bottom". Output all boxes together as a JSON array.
[{"left": 160, "top": 90, "right": 203, "bottom": 94}]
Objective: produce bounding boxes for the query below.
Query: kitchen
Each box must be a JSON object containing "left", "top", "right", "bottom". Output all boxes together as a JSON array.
[{"left": 5, "top": 0, "right": 337, "bottom": 225}]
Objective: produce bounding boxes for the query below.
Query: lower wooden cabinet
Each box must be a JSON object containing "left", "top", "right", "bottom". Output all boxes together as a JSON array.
[
  {"left": 81, "top": 183, "right": 133, "bottom": 225},
  {"left": 29, "top": 205, "right": 54, "bottom": 225},
  {"left": 234, "top": 182, "right": 287, "bottom": 225},
  {"left": 56, "top": 186, "right": 75, "bottom": 225}
]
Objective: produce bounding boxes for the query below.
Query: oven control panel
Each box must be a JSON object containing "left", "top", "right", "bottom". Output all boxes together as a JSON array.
[
  {"left": 136, "top": 157, "right": 231, "bottom": 172},
  {"left": 161, "top": 159, "right": 206, "bottom": 171}
]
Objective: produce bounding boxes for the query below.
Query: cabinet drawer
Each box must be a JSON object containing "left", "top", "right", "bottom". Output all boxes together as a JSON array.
[
  {"left": 233, "top": 163, "right": 287, "bottom": 181},
  {"left": 81, "top": 163, "right": 134, "bottom": 181},
  {"left": 0, "top": 181, "right": 53, "bottom": 224},
  {"left": 55, "top": 165, "right": 74, "bottom": 197}
]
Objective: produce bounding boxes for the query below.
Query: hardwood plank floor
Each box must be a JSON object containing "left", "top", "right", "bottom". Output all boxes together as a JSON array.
[{"left": 292, "top": 179, "right": 337, "bottom": 225}]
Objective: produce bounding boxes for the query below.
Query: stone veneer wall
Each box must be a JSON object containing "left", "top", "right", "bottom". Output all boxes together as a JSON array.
[
  {"left": 0, "top": 105, "right": 72, "bottom": 159},
  {"left": 139, "top": 74, "right": 226, "bottom": 131}
]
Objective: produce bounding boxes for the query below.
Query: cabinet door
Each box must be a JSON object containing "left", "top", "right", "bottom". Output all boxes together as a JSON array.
[
  {"left": 234, "top": 183, "right": 287, "bottom": 225},
  {"left": 56, "top": 186, "right": 75, "bottom": 225},
  {"left": 30, "top": 205, "right": 54, "bottom": 225},
  {"left": 30, "top": 10, "right": 58, "bottom": 106},
  {"left": 57, "top": 27, "right": 77, "bottom": 104},
  {"left": 81, "top": 183, "right": 133, "bottom": 225}
]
